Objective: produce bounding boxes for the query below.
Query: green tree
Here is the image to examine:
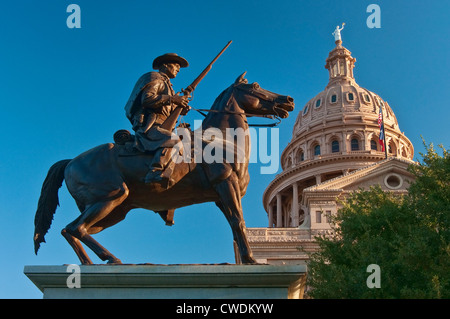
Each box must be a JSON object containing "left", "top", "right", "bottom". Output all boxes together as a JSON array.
[{"left": 306, "top": 142, "right": 450, "bottom": 298}]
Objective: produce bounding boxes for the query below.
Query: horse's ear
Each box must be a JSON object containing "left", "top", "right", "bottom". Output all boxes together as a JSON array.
[{"left": 235, "top": 72, "right": 248, "bottom": 84}]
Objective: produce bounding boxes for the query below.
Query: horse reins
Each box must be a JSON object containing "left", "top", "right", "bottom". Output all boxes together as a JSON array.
[{"left": 186, "top": 106, "right": 282, "bottom": 127}]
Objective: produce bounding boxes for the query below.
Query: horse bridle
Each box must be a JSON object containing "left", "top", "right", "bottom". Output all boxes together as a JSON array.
[{"left": 187, "top": 84, "right": 283, "bottom": 127}]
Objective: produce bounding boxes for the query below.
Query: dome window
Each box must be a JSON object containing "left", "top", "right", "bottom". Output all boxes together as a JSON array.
[
  {"left": 315, "top": 99, "right": 322, "bottom": 108},
  {"left": 347, "top": 92, "right": 355, "bottom": 102},
  {"left": 331, "top": 140, "right": 340, "bottom": 153},
  {"left": 351, "top": 138, "right": 359, "bottom": 151},
  {"left": 303, "top": 104, "right": 309, "bottom": 116},
  {"left": 364, "top": 94, "right": 371, "bottom": 103},
  {"left": 314, "top": 144, "right": 321, "bottom": 156},
  {"left": 331, "top": 94, "right": 337, "bottom": 103}
]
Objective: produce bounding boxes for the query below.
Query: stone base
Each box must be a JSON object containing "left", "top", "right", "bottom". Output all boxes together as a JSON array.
[
  {"left": 245, "top": 228, "right": 321, "bottom": 265},
  {"left": 24, "top": 264, "right": 307, "bottom": 299}
]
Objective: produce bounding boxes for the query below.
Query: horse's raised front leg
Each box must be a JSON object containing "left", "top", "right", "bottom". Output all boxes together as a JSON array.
[{"left": 214, "top": 177, "right": 257, "bottom": 264}]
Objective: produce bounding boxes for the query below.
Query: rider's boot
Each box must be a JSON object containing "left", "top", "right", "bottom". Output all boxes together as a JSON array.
[{"left": 144, "top": 148, "right": 172, "bottom": 188}]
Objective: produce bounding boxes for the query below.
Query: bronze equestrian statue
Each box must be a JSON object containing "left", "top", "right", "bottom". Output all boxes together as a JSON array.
[{"left": 33, "top": 70, "right": 294, "bottom": 265}]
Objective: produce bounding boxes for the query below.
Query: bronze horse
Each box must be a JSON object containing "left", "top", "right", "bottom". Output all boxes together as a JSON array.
[{"left": 33, "top": 73, "right": 294, "bottom": 264}]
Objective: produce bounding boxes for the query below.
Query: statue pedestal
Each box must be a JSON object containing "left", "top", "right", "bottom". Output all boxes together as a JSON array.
[{"left": 24, "top": 264, "right": 307, "bottom": 299}]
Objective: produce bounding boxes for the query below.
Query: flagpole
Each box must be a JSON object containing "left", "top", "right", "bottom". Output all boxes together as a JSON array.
[
  {"left": 382, "top": 105, "right": 388, "bottom": 159},
  {"left": 378, "top": 102, "right": 388, "bottom": 160}
]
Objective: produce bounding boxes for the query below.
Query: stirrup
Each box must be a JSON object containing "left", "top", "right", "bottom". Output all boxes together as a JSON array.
[{"left": 144, "top": 170, "right": 170, "bottom": 189}]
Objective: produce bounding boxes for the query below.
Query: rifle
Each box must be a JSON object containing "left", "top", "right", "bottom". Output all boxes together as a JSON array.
[{"left": 160, "top": 41, "right": 232, "bottom": 132}]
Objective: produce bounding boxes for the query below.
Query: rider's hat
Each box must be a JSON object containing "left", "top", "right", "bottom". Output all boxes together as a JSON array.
[{"left": 152, "top": 53, "right": 189, "bottom": 70}]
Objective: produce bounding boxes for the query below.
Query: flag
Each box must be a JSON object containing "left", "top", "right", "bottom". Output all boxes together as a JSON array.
[{"left": 378, "top": 106, "right": 385, "bottom": 152}]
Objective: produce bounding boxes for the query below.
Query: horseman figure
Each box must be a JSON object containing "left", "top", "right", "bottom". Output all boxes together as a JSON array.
[{"left": 124, "top": 53, "right": 191, "bottom": 187}]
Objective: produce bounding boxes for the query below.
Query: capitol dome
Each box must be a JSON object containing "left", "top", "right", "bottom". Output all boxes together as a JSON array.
[
  {"left": 287, "top": 41, "right": 413, "bottom": 170},
  {"left": 263, "top": 38, "right": 414, "bottom": 228}
]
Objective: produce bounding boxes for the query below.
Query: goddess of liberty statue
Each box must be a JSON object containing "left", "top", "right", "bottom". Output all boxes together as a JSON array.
[{"left": 332, "top": 23, "right": 345, "bottom": 42}]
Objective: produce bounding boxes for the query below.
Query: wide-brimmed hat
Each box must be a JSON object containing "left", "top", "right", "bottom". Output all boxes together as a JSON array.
[{"left": 152, "top": 53, "right": 189, "bottom": 70}]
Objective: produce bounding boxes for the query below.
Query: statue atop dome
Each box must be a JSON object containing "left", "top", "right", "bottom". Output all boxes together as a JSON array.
[{"left": 332, "top": 23, "right": 345, "bottom": 43}]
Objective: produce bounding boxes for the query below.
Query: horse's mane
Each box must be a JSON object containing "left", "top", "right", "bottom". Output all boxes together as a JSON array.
[{"left": 204, "top": 85, "right": 235, "bottom": 122}]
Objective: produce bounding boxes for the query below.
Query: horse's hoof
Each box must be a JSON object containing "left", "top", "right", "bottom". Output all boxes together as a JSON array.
[
  {"left": 242, "top": 257, "right": 259, "bottom": 264},
  {"left": 107, "top": 258, "right": 122, "bottom": 265}
]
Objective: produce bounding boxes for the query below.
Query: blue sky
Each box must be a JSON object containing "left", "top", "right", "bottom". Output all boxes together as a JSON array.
[{"left": 1, "top": 0, "right": 449, "bottom": 298}]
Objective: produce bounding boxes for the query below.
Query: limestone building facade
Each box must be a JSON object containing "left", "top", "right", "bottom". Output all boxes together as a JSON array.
[{"left": 237, "top": 38, "right": 416, "bottom": 265}]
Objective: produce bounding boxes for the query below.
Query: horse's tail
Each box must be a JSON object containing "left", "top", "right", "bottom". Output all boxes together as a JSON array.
[{"left": 34, "top": 159, "right": 71, "bottom": 254}]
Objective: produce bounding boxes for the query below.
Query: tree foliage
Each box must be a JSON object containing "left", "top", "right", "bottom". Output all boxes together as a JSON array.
[{"left": 306, "top": 142, "right": 450, "bottom": 298}]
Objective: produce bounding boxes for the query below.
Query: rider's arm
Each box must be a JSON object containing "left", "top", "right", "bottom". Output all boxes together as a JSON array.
[{"left": 141, "top": 80, "right": 172, "bottom": 111}]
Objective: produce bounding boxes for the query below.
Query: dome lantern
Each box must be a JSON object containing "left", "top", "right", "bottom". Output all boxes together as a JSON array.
[{"left": 325, "top": 37, "right": 356, "bottom": 86}]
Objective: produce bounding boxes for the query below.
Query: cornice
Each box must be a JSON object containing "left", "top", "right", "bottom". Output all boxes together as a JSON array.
[
  {"left": 263, "top": 153, "right": 386, "bottom": 208},
  {"left": 304, "top": 156, "right": 416, "bottom": 192}
]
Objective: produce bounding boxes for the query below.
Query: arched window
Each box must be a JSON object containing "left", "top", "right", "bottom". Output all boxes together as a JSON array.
[
  {"left": 286, "top": 157, "right": 292, "bottom": 167},
  {"left": 371, "top": 140, "right": 378, "bottom": 151},
  {"left": 348, "top": 93, "right": 354, "bottom": 101},
  {"left": 298, "top": 150, "right": 304, "bottom": 162},
  {"left": 331, "top": 140, "right": 340, "bottom": 153},
  {"left": 314, "top": 144, "right": 321, "bottom": 156},
  {"left": 401, "top": 147, "right": 408, "bottom": 158},
  {"left": 351, "top": 138, "right": 359, "bottom": 151},
  {"left": 388, "top": 142, "right": 396, "bottom": 156}
]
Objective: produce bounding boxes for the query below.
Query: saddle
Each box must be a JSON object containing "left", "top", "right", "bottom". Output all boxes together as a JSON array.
[{"left": 113, "top": 129, "right": 191, "bottom": 226}]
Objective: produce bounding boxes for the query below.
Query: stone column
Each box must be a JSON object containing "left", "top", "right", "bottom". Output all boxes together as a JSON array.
[
  {"left": 315, "top": 174, "right": 321, "bottom": 185},
  {"left": 276, "top": 193, "right": 282, "bottom": 227},
  {"left": 268, "top": 203, "right": 273, "bottom": 228},
  {"left": 292, "top": 183, "right": 299, "bottom": 227},
  {"left": 342, "top": 132, "right": 348, "bottom": 154},
  {"left": 364, "top": 131, "right": 370, "bottom": 151}
]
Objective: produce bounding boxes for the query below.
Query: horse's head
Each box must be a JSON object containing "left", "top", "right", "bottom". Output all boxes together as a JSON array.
[{"left": 232, "top": 72, "right": 295, "bottom": 119}]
